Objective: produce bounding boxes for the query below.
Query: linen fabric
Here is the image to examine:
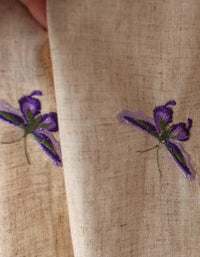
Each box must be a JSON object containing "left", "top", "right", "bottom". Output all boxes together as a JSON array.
[
  {"left": 0, "top": 1, "right": 73, "bottom": 256},
  {"left": 1, "top": 0, "right": 200, "bottom": 256},
  {"left": 48, "top": 0, "right": 200, "bottom": 256}
]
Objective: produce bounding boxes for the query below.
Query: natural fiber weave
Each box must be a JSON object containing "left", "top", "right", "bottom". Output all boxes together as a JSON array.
[
  {"left": 48, "top": 0, "right": 200, "bottom": 256},
  {"left": 1, "top": 0, "right": 200, "bottom": 256},
  {"left": 0, "top": 1, "right": 73, "bottom": 256}
]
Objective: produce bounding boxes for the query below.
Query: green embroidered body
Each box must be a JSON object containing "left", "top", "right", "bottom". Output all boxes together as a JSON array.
[
  {"left": 165, "top": 143, "right": 186, "bottom": 166},
  {"left": 32, "top": 133, "right": 56, "bottom": 155},
  {"left": 0, "top": 111, "right": 23, "bottom": 126}
]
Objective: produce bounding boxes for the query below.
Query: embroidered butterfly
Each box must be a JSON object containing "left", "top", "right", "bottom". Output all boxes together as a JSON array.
[
  {"left": 0, "top": 90, "right": 62, "bottom": 166},
  {"left": 117, "top": 100, "right": 194, "bottom": 180}
]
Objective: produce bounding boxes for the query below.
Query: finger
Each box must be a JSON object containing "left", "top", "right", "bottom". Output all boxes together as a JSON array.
[{"left": 19, "top": 0, "right": 47, "bottom": 30}]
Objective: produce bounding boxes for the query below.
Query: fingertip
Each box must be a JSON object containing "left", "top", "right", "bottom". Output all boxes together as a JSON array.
[{"left": 19, "top": 0, "right": 47, "bottom": 30}]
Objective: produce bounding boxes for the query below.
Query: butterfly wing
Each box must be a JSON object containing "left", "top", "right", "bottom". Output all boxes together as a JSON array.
[
  {"left": 0, "top": 102, "right": 25, "bottom": 128},
  {"left": 117, "top": 110, "right": 159, "bottom": 139},
  {"left": 164, "top": 140, "right": 194, "bottom": 180},
  {"left": 32, "top": 130, "right": 62, "bottom": 166}
]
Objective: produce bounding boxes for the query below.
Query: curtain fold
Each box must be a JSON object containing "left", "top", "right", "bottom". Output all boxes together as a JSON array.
[
  {"left": 0, "top": 1, "right": 73, "bottom": 256},
  {"left": 48, "top": 0, "right": 200, "bottom": 256},
  {"left": 1, "top": 0, "right": 200, "bottom": 256}
]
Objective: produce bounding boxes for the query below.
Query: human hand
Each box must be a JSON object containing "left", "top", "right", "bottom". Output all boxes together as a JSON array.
[{"left": 19, "top": 0, "right": 47, "bottom": 30}]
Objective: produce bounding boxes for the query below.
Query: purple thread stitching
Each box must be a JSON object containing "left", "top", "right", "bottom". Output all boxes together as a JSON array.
[
  {"left": 0, "top": 91, "right": 62, "bottom": 166},
  {"left": 117, "top": 100, "right": 194, "bottom": 180}
]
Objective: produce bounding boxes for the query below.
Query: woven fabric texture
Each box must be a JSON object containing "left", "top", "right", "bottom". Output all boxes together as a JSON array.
[
  {"left": 48, "top": 0, "right": 200, "bottom": 256},
  {"left": 0, "top": 1, "right": 73, "bottom": 256},
  {"left": 1, "top": 0, "right": 200, "bottom": 256}
]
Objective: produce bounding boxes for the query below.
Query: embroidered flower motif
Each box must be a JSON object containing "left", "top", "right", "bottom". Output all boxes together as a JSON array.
[
  {"left": 0, "top": 90, "right": 62, "bottom": 166},
  {"left": 117, "top": 100, "right": 194, "bottom": 180}
]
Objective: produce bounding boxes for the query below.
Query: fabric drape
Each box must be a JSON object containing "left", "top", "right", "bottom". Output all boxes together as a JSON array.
[
  {"left": 48, "top": 0, "right": 200, "bottom": 256},
  {"left": 1, "top": 0, "right": 200, "bottom": 256},
  {"left": 0, "top": 1, "right": 73, "bottom": 256}
]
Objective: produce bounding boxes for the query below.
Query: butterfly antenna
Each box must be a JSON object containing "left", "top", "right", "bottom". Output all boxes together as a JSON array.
[
  {"left": 156, "top": 143, "right": 162, "bottom": 177},
  {"left": 24, "top": 136, "right": 31, "bottom": 165},
  {"left": 137, "top": 144, "right": 159, "bottom": 153},
  {"left": 0, "top": 135, "right": 25, "bottom": 144}
]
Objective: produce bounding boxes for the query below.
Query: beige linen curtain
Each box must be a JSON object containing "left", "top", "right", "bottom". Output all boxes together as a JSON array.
[
  {"left": 0, "top": 1, "right": 73, "bottom": 256},
  {"left": 48, "top": 0, "right": 200, "bottom": 256},
  {"left": 1, "top": 0, "right": 200, "bottom": 256}
]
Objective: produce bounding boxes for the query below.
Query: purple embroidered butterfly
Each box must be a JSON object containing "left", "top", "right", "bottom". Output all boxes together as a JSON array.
[
  {"left": 0, "top": 90, "right": 62, "bottom": 166},
  {"left": 117, "top": 100, "right": 194, "bottom": 180}
]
